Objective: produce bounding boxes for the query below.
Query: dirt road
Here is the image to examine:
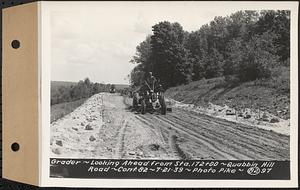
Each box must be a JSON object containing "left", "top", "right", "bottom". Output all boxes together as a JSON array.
[{"left": 51, "top": 93, "right": 289, "bottom": 160}]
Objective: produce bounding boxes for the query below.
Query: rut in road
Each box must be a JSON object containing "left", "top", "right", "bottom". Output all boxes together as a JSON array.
[
  {"left": 113, "top": 117, "right": 127, "bottom": 158},
  {"left": 139, "top": 114, "right": 240, "bottom": 160},
  {"left": 134, "top": 115, "right": 184, "bottom": 159},
  {"left": 99, "top": 93, "right": 179, "bottom": 159},
  {"left": 137, "top": 108, "right": 289, "bottom": 160},
  {"left": 168, "top": 110, "right": 289, "bottom": 160}
]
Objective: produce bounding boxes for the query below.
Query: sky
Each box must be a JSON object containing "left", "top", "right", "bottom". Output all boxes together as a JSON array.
[{"left": 50, "top": 1, "right": 244, "bottom": 84}]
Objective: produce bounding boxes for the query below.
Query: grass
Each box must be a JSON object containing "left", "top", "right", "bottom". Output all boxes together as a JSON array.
[
  {"left": 51, "top": 81, "right": 77, "bottom": 94},
  {"left": 51, "top": 98, "right": 87, "bottom": 123}
]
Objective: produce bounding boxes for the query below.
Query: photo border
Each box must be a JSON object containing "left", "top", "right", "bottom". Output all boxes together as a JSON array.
[{"left": 40, "top": 1, "right": 298, "bottom": 187}]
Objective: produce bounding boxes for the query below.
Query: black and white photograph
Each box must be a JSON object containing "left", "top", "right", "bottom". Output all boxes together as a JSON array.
[{"left": 45, "top": 1, "right": 297, "bottom": 183}]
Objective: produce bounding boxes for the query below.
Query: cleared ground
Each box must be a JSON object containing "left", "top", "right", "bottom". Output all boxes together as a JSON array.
[{"left": 50, "top": 93, "right": 289, "bottom": 160}]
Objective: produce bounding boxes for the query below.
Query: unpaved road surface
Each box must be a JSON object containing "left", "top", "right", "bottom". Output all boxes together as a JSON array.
[{"left": 51, "top": 93, "right": 289, "bottom": 160}]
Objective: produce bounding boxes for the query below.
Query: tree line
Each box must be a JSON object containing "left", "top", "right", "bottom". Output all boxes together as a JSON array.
[
  {"left": 51, "top": 78, "right": 111, "bottom": 105},
  {"left": 130, "top": 10, "right": 290, "bottom": 89}
]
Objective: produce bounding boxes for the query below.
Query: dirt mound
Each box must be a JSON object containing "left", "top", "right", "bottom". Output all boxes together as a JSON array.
[
  {"left": 167, "top": 99, "right": 289, "bottom": 135},
  {"left": 165, "top": 77, "right": 290, "bottom": 120}
]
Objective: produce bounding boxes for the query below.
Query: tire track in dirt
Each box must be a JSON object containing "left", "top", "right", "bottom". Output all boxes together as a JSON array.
[
  {"left": 135, "top": 115, "right": 182, "bottom": 159},
  {"left": 182, "top": 109, "right": 289, "bottom": 144},
  {"left": 139, "top": 114, "right": 238, "bottom": 159},
  {"left": 169, "top": 133, "right": 192, "bottom": 160},
  {"left": 94, "top": 93, "right": 128, "bottom": 158},
  {"left": 161, "top": 114, "right": 259, "bottom": 160},
  {"left": 137, "top": 113, "right": 195, "bottom": 160},
  {"left": 135, "top": 115, "right": 166, "bottom": 145},
  {"left": 136, "top": 116, "right": 191, "bottom": 160},
  {"left": 169, "top": 111, "right": 288, "bottom": 160},
  {"left": 169, "top": 110, "right": 289, "bottom": 160},
  {"left": 113, "top": 117, "right": 127, "bottom": 158},
  {"left": 102, "top": 94, "right": 172, "bottom": 159},
  {"left": 137, "top": 114, "right": 196, "bottom": 160},
  {"left": 157, "top": 115, "right": 243, "bottom": 159},
  {"left": 168, "top": 113, "right": 264, "bottom": 158}
]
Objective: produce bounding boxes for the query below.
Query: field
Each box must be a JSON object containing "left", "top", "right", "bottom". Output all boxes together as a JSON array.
[
  {"left": 51, "top": 98, "right": 87, "bottom": 123},
  {"left": 51, "top": 81, "right": 84, "bottom": 122},
  {"left": 51, "top": 81, "right": 129, "bottom": 122},
  {"left": 51, "top": 81, "right": 77, "bottom": 94},
  {"left": 114, "top": 84, "right": 130, "bottom": 90}
]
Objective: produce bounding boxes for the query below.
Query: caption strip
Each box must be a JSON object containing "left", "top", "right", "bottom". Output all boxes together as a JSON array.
[{"left": 50, "top": 159, "right": 289, "bottom": 179}]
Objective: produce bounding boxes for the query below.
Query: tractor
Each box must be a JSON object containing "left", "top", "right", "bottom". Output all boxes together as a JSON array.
[
  {"left": 132, "top": 80, "right": 167, "bottom": 115},
  {"left": 109, "top": 84, "right": 116, "bottom": 93}
]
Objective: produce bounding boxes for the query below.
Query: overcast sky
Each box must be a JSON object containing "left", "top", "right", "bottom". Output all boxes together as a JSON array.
[{"left": 50, "top": 2, "right": 243, "bottom": 84}]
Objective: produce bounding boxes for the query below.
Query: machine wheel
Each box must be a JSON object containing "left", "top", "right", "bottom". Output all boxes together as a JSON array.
[
  {"left": 133, "top": 97, "right": 138, "bottom": 109},
  {"left": 141, "top": 99, "right": 146, "bottom": 114},
  {"left": 159, "top": 97, "right": 167, "bottom": 115}
]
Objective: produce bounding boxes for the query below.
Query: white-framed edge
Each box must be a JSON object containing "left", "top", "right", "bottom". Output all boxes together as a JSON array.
[
  {"left": 39, "top": 1, "right": 299, "bottom": 188},
  {"left": 38, "top": 0, "right": 42, "bottom": 186}
]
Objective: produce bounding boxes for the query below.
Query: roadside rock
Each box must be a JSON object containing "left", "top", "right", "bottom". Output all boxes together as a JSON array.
[
  {"left": 226, "top": 109, "right": 235, "bottom": 115},
  {"left": 128, "top": 151, "right": 135, "bottom": 155},
  {"left": 89, "top": 135, "right": 96, "bottom": 141},
  {"left": 243, "top": 112, "right": 251, "bottom": 119},
  {"left": 149, "top": 144, "right": 160, "bottom": 151},
  {"left": 52, "top": 147, "right": 62, "bottom": 155},
  {"left": 85, "top": 124, "right": 93, "bottom": 130},
  {"left": 56, "top": 140, "right": 63, "bottom": 147},
  {"left": 261, "top": 113, "right": 269, "bottom": 122},
  {"left": 270, "top": 118, "right": 280, "bottom": 123},
  {"left": 137, "top": 151, "right": 144, "bottom": 157},
  {"left": 262, "top": 118, "right": 269, "bottom": 122}
]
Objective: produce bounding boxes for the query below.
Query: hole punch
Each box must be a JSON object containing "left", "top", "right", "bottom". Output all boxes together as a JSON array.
[
  {"left": 11, "top": 40, "right": 20, "bottom": 49},
  {"left": 11, "top": 142, "right": 20, "bottom": 152}
]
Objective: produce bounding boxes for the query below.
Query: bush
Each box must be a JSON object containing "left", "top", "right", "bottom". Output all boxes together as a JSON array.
[
  {"left": 236, "top": 32, "right": 278, "bottom": 82},
  {"left": 253, "top": 65, "right": 289, "bottom": 93}
]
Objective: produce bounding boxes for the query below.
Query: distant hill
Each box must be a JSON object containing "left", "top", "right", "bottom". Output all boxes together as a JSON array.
[
  {"left": 51, "top": 81, "right": 77, "bottom": 88},
  {"left": 52, "top": 81, "right": 129, "bottom": 88},
  {"left": 51, "top": 81, "right": 130, "bottom": 95},
  {"left": 114, "top": 84, "right": 130, "bottom": 90},
  {"left": 51, "top": 81, "right": 77, "bottom": 95}
]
